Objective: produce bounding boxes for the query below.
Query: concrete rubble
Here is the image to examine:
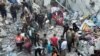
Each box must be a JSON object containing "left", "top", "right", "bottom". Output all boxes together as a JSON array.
[{"left": 0, "top": 0, "right": 100, "bottom": 56}]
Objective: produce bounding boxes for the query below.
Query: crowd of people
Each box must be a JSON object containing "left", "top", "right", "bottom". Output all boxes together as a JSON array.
[
  {"left": 15, "top": 26, "right": 79, "bottom": 56},
  {"left": 0, "top": 0, "right": 100, "bottom": 56}
]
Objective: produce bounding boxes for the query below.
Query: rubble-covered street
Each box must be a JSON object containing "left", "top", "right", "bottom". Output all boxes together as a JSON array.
[{"left": 0, "top": 0, "right": 100, "bottom": 56}]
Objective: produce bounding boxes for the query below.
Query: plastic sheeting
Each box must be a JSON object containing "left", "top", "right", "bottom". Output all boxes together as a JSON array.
[{"left": 80, "top": 19, "right": 95, "bottom": 30}]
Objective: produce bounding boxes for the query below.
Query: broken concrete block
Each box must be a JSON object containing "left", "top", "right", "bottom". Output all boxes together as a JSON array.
[
  {"left": 0, "top": 28, "right": 7, "bottom": 37},
  {"left": 0, "top": 23, "right": 4, "bottom": 26}
]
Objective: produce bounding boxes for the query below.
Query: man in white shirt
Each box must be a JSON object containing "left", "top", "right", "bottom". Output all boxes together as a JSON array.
[{"left": 61, "top": 39, "right": 67, "bottom": 56}]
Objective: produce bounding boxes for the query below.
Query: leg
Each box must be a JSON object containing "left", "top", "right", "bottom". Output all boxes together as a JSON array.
[
  {"left": 19, "top": 43, "right": 23, "bottom": 51},
  {"left": 67, "top": 42, "right": 71, "bottom": 52},
  {"left": 62, "top": 30, "right": 66, "bottom": 37},
  {"left": 13, "top": 12, "right": 17, "bottom": 22},
  {"left": 1, "top": 11, "right": 5, "bottom": 22},
  {"left": 27, "top": 47, "right": 31, "bottom": 54},
  {"left": 11, "top": 13, "right": 15, "bottom": 22},
  {"left": 35, "top": 49, "right": 38, "bottom": 56},
  {"left": 38, "top": 49, "right": 42, "bottom": 56}
]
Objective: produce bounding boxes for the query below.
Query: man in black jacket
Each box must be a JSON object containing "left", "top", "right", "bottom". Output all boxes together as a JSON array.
[
  {"left": 37, "top": 14, "right": 44, "bottom": 29},
  {"left": 10, "top": 4, "right": 17, "bottom": 22},
  {"left": 62, "top": 23, "right": 69, "bottom": 38}
]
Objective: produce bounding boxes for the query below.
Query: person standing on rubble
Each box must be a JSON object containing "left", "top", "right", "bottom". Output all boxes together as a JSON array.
[
  {"left": 50, "top": 34, "right": 59, "bottom": 51},
  {"left": 21, "top": 0, "right": 28, "bottom": 11},
  {"left": 10, "top": 4, "right": 17, "bottom": 22},
  {"left": 25, "top": 13, "right": 31, "bottom": 26},
  {"left": 47, "top": 12, "right": 52, "bottom": 24},
  {"left": 21, "top": 0, "right": 33, "bottom": 13},
  {"left": 27, "top": 26, "right": 35, "bottom": 43},
  {"left": 34, "top": 32, "right": 40, "bottom": 46},
  {"left": 42, "top": 34, "right": 48, "bottom": 55},
  {"left": 62, "top": 23, "right": 69, "bottom": 37},
  {"left": 37, "top": 13, "right": 45, "bottom": 29},
  {"left": 21, "top": 23, "right": 28, "bottom": 33},
  {"left": 0, "top": 0, "right": 7, "bottom": 22},
  {"left": 61, "top": 39, "right": 67, "bottom": 56},
  {"left": 15, "top": 33, "right": 24, "bottom": 51},
  {"left": 34, "top": 38, "right": 43, "bottom": 56},
  {"left": 66, "top": 28, "right": 74, "bottom": 52},
  {"left": 58, "top": 37, "right": 64, "bottom": 54},
  {"left": 73, "top": 23, "right": 79, "bottom": 32}
]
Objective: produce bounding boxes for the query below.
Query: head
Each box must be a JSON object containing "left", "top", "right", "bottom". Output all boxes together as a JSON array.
[
  {"left": 52, "top": 52, "right": 58, "bottom": 56},
  {"left": 61, "top": 35, "right": 64, "bottom": 38},
  {"left": 23, "top": 0, "right": 25, "bottom": 1},
  {"left": 69, "top": 28, "right": 73, "bottom": 31},
  {"left": 65, "top": 23, "right": 68, "bottom": 25},
  {"left": 53, "top": 34, "right": 56, "bottom": 37},
  {"left": 17, "top": 33, "right": 20, "bottom": 36},
  {"left": 73, "top": 23, "right": 77, "bottom": 26},
  {"left": 61, "top": 37, "right": 65, "bottom": 41},
  {"left": 64, "top": 9, "right": 68, "bottom": 12},
  {"left": 52, "top": 50, "right": 58, "bottom": 56},
  {"left": 44, "top": 34, "right": 47, "bottom": 37}
]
